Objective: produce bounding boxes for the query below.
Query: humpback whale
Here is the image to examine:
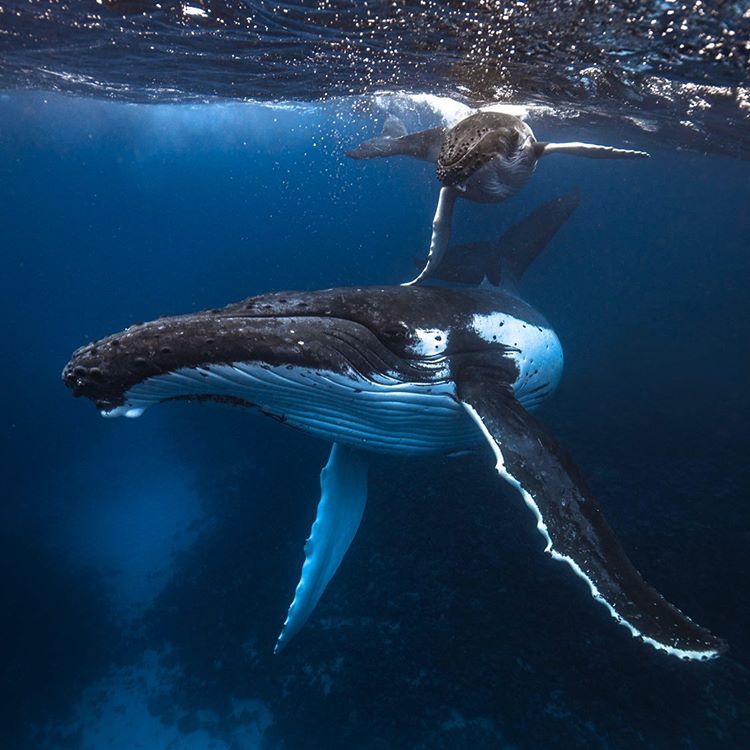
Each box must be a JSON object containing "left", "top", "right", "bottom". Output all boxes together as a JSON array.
[
  {"left": 348, "top": 112, "right": 649, "bottom": 284},
  {"left": 62, "top": 193, "right": 723, "bottom": 661}
]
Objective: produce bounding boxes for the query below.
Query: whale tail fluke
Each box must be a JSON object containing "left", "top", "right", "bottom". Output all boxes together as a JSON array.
[
  {"left": 494, "top": 189, "right": 581, "bottom": 284},
  {"left": 346, "top": 118, "right": 445, "bottom": 162},
  {"left": 413, "top": 190, "right": 580, "bottom": 288}
]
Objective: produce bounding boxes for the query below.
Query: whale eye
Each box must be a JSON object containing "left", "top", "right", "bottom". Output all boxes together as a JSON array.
[{"left": 383, "top": 325, "right": 409, "bottom": 342}]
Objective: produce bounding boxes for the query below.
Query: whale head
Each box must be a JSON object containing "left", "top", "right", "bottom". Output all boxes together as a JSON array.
[{"left": 62, "top": 286, "right": 531, "bottom": 454}]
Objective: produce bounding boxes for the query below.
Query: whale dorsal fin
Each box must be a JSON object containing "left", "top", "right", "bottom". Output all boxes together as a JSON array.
[
  {"left": 413, "top": 190, "right": 580, "bottom": 288},
  {"left": 455, "top": 366, "right": 724, "bottom": 660},
  {"left": 275, "top": 443, "right": 368, "bottom": 653}
]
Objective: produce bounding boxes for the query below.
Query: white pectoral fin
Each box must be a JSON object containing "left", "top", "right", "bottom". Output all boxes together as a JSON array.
[
  {"left": 403, "top": 186, "right": 459, "bottom": 286},
  {"left": 539, "top": 141, "right": 650, "bottom": 159},
  {"left": 275, "top": 443, "right": 369, "bottom": 653}
]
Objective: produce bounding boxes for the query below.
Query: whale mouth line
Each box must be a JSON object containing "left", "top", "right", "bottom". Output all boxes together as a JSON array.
[
  {"left": 102, "top": 393, "right": 263, "bottom": 419},
  {"left": 98, "top": 361, "right": 477, "bottom": 456}
]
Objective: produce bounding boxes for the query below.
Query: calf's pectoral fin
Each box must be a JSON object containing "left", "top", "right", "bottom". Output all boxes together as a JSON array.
[
  {"left": 403, "top": 185, "right": 459, "bottom": 286},
  {"left": 455, "top": 368, "right": 724, "bottom": 660},
  {"left": 536, "top": 141, "right": 650, "bottom": 159},
  {"left": 275, "top": 443, "right": 369, "bottom": 653},
  {"left": 346, "top": 119, "right": 445, "bottom": 162}
]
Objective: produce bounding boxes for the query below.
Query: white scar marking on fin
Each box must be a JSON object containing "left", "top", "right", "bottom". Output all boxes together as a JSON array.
[
  {"left": 102, "top": 406, "right": 145, "bottom": 419},
  {"left": 462, "top": 403, "right": 720, "bottom": 662}
]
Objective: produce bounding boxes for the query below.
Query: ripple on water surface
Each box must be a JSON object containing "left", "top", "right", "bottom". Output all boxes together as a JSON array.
[{"left": 0, "top": 1, "right": 748, "bottom": 156}]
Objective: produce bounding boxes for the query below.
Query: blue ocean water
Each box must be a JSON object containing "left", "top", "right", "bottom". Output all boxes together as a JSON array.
[{"left": 1, "top": 11, "right": 750, "bottom": 746}]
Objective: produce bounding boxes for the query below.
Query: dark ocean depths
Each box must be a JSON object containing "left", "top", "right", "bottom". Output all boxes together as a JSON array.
[{"left": 1, "top": 3, "right": 750, "bottom": 749}]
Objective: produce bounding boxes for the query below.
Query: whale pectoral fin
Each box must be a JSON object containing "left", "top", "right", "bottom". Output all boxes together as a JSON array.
[
  {"left": 403, "top": 186, "right": 459, "bottom": 286},
  {"left": 456, "top": 371, "right": 725, "bottom": 660},
  {"left": 536, "top": 141, "right": 650, "bottom": 159},
  {"left": 346, "top": 123, "right": 445, "bottom": 162},
  {"left": 275, "top": 443, "right": 369, "bottom": 653}
]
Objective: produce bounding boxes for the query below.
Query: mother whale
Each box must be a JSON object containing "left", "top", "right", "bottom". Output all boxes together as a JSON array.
[{"left": 62, "top": 194, "right": 723, "bottom": 660}]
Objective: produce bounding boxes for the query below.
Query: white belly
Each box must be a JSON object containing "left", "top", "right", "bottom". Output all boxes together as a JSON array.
[
  {"left": 110, "top": 363, "right": 481, "bottom": 455},
  {"left": 461, "top": 142, "right": 537, "bottom": 203}
]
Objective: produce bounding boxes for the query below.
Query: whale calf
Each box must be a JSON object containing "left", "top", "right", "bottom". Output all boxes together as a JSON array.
[
  {"left": 63, "top": 194, "right": 723, "bottom": 660},
  {"left": 348, "top": 111, "right": 649, "bottom": 284}
]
